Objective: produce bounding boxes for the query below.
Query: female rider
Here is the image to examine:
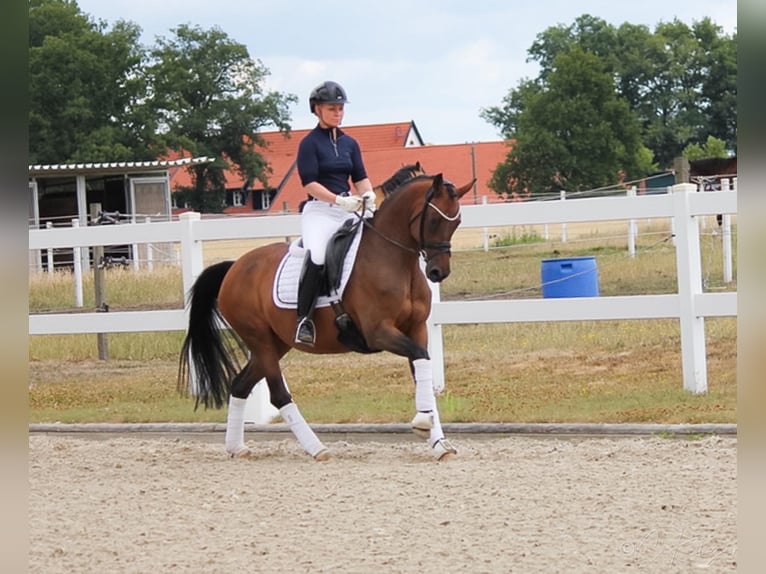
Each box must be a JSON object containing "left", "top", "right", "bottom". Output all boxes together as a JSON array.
[{"left": 294, "top": 80, "right": 375, "bottom": 345}]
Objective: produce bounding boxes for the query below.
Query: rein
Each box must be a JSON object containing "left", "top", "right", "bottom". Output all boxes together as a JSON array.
[{"left": 361, "top": 183, "right": 461, "bottom": 262}]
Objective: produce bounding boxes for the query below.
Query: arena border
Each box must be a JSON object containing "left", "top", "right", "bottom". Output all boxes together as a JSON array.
[{"left": 29, "top": 422, "right": 736, "bottom": 438}]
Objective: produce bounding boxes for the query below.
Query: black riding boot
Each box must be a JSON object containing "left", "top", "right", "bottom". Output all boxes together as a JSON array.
[{"left": 295, "top": 252, "right": 324, "bottom": 346}]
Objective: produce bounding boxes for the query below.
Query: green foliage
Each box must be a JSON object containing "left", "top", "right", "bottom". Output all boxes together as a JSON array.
[
  {"left": 491, "top": 229, "right": 543, "bottom": 247},
  {"left": 145, "top": 24, "right": 297, "bottom": 212},
  {"left": 683, "top": 135, "right": 730, "bottom": 160},
  {"left": 29, "top": 0, "right": 154, "bottom": 164},
  {"left": 488, "top": 48, "right": 645, "bottom": 197},
  {"left": 29, "top": 5, "right": 298, "bottom": 214},
  {"left": 482, "top": 14, "right": 737, "bottom": 192}
]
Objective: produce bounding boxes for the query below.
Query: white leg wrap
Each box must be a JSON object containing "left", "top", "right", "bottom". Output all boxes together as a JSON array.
[
  {"left": 225, "top": 396, "right": 248, "bottom": 455},
  {"left": 413, "top": 358, "right": 436, "bottom": 413},
  {"left": 428, "top": 405, "right": 445, "bottom": 446},
  {"left": 280, "top": 402, "right": 327, "bottom": 458}
]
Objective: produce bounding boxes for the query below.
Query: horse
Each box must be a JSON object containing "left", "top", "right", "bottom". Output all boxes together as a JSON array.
[{"left": 178, "top": 172, "right": 475, "bottom": 461}]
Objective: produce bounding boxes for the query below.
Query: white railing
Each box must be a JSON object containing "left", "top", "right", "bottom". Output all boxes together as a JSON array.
[{"left": 29, "top": 183, "right": 737, "bottom": 397}]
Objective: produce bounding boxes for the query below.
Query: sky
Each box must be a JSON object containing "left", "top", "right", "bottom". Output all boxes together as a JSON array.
[{"left": 74, "top": 0, "right": 737, "bottom": 145}]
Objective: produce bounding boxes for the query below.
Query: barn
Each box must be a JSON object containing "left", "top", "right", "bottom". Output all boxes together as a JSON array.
[{"left": 28, "top": 156, "right": 210, "bottom": 269}]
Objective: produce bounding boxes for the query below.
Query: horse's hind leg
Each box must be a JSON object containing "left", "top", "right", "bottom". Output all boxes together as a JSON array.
[
  {"left": 268, "top": 374, "right": 330, "bottom": 461},
  {"left": 256, "top": 345, "right": 330, "bottom": 461},
  {"left": 224, "top": 363, "right": 264, "bottom": 457}
]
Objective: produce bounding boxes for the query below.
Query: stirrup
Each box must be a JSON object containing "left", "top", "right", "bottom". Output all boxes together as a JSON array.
[
  {"left": 295, "top": 318, "right": 316, "bottom": 345},
  {"left": 432, "top": 438, "right": 457, "bottom": 461},
  {"left": 411, "top": 411, "right": 434, "bottom": 439}
]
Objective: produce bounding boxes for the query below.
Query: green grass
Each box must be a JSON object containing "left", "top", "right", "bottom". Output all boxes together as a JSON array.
[{"left": 28, "top": 223, "right": 737, "bottom": 424}]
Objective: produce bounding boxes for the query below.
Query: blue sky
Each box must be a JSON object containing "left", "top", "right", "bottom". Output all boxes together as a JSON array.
[{"left": 74, "top": 0, "right": 736, "bottom": 145}]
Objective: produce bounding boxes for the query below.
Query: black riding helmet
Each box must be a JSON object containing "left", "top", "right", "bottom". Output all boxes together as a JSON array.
[{"left": 309, "top": 81, "right": 348, "bottom": 113}]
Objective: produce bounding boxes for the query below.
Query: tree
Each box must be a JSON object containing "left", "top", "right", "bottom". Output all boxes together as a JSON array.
[
  {"left": 483, "top": 14, "right": 737, "bottom": 177},
  {"left": 146, "top": 24, "right": 296, "bottom": 212},
  {"left": 29, "top": 0, "right": 153, "bottom": 164},
  {"left": 485, "top": 49, "right": 651, "bottom": 198},
  {"left": 682, "top": 135, "right": 729, "bottom": 160}
]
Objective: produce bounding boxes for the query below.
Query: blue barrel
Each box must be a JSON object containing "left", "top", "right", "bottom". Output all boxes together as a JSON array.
[{"left": 540, "top": 256, "right": 599, "bottom": 298}]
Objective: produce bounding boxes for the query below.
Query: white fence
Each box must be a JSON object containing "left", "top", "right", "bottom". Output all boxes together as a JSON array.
[{"left": 29, "top": 183, "right": 737, "bottom": 399}]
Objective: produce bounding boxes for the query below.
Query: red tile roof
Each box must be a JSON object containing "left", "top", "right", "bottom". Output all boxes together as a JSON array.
[
  {"left": 168, "top": 121, "right": 419, "bottom": 193},
  {"left": 166, "top": 121, "right": 511, "bottom": 213}
]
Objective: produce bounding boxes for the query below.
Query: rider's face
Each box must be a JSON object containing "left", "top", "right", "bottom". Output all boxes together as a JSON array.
[{"left": 316, "top": 103, "right": 345, "bottom": 128}]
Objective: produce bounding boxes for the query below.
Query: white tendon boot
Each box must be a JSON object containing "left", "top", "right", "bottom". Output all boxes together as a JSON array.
[
  {"left": 411, "top": 358, "right": 437, "bottom": 438},
  {"left": 280, "top": 402, "right": 330, "bottom": 461},
  {"left": 225, "top": 396, "right": 250, "bottom": 457},
  {"left": 410, "top": 359, "right": 457, "bottom": 459},
  {"left": 428, "top": 407, "right": 457, "bottom": 461}
]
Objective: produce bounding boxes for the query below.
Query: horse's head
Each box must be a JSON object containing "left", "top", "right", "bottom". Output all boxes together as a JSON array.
[{"left": 410, "top": 173, "right": 474, "bottom": 282}]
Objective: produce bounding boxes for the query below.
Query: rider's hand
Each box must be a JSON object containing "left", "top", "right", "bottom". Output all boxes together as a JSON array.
[
  {"left": 335, "top": 194, "right": 363, "bottom": 212},
  {"left": 361, "top": 190, "right": 377, "bottom": 212}
]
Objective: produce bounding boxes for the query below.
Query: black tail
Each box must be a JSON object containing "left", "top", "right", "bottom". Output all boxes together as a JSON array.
[{"left": 177, "top": 260, "right": 245, "bottom": 410}]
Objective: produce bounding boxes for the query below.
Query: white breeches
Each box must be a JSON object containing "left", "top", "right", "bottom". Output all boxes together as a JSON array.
[{"left": 301, "top": 200, "right": 357, "bottom": 265}]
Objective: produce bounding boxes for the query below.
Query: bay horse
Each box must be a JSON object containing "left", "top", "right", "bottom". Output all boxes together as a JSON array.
[{"left": 178, "top": 172, "right": 474, "bottom": 461}]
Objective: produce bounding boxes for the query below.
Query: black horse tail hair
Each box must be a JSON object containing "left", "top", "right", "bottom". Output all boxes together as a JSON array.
[{"left": 177, "top": 260, "right": 245, "bottom": 410}]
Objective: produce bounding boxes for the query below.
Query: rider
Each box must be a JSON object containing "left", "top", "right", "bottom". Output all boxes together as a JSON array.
[{"left": 294, "top": 80, "right": 376, "bottom": 346}]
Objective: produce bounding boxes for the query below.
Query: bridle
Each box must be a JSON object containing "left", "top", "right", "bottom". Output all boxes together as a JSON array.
[{"left": 362, "top": 183, "right": 461, "bottom": 262}]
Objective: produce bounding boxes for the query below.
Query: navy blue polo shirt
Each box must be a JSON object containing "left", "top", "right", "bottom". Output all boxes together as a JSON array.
[{"left": 297, "top": 125, "right": 368, "bottom": 196}]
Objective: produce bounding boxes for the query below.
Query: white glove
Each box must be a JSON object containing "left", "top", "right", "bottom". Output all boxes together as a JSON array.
[
  {"left": 361, "top": 190, "right": 377, "bottom": 212},
  {"left": 335, "top": 194, "right": 363, "bottom": 212}
]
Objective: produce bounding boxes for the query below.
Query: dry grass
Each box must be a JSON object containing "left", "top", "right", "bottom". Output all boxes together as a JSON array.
[{"left": 28, "top": 218, "right": 737, "bottom": 424}]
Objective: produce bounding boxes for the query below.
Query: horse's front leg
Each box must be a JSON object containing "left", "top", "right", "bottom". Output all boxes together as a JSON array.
[
  {"left": 408, "top": 356, "right": 456, "bottom": 461},
  {"left": 365, "top": 320, "right": 456, "bottom": 460}
]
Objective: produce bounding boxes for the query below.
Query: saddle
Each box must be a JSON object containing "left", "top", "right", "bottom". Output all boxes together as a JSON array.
[{"left": 272, "top": 217, "right": 379, "bottom": 354}]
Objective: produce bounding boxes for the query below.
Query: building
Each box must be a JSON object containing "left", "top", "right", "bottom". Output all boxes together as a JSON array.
[
  {"left": 168, "top": 121, "right": 510, "bottom": 214},
  {"left": 28, "top": 156, "right": 210, "bottom": 268}
]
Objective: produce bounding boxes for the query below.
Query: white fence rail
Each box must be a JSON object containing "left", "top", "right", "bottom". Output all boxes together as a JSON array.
[{"left": 29, "top": 183, "right": 737, "bottom": 396}]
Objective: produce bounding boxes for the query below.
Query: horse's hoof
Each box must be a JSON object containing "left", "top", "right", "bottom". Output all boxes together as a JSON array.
[
  {"left": 313, "top": 448, "right": 331, "bottom": 462},
  {"left": 432, "top": 438, "right": 457, "bottom": 461},
  {"left": 411, "top": 411, "right": 434, "bottom": 438},
  {"left": 229, "top": 447, "right": 252, "bottom": 459}
]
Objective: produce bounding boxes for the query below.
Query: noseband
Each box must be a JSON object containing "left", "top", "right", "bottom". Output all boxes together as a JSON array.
[{"left": 414, "top": 184, "right": 461, "bottom": 261}]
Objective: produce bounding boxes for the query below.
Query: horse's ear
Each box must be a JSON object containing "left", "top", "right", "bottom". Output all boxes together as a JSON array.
[
  {"left": 415, "top": 161, "right": 421, "bottom": 171},
  {"left": 455, "top": 179, "right": 476, "bottom": 199},
  {"left": 432, "top": 173, "right": 444, "bottom": 188}
]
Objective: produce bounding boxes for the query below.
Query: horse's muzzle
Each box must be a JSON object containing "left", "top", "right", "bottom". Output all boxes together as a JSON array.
[{"left": 426, "top": 263, "right": 450, "bottom": 283}]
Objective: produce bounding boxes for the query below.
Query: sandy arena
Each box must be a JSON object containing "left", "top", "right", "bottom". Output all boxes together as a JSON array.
[{"left": 29, "top": 432, "right": 736, "bottom": 573}]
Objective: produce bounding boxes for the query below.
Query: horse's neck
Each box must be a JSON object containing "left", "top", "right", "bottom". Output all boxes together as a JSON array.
[
  {"left": 371, "top": 191, "right": 420, "bottom": 247},
  {"left": 360, "top": 194, "right": 421, "bottom": 269}
]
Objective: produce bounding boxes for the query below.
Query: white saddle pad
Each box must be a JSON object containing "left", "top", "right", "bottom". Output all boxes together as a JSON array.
[{"left": 273, "top": 222, "right": 364, "bottom": 309}]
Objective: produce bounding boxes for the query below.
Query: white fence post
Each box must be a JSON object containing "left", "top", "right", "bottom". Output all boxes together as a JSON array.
[
  {"left": 627, "top": 186, "right": 637, "bottom": 258},
  {"left": 46, "top": 221, "right": 54, "bottom": 273},
  {"left": 71, "top": 219, "right": 83, "bottom": 308},
  {"left": 145, "top": 216, "right": 154, "bottom": 272},
  {"left": 179, "top": 212, "right": 204, "bottom": 305},
  {"left": 481, "top": 195, "right": 489, "bottom": 252},
  {"left": 243, "top": 380, "right": 278, "bottom": 424},
  {"left": 672, "top": 183, "right": 707, "bottom": 394},
  {"left": 560, "top": 190, "right": 567, "bottom": 242},
  {"left": 721, "top": 178, "right": 733, "bottom": 283},
  {"left": 179, "top": 211, "right": 204, "bottom": 395}
]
